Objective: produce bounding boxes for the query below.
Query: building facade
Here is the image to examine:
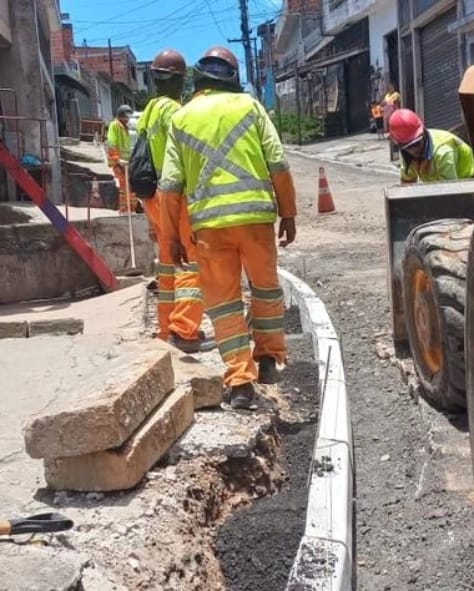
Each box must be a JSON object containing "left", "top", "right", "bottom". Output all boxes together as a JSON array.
[{"left": 270, "top": 0, "right": 474, "bottom": 136}]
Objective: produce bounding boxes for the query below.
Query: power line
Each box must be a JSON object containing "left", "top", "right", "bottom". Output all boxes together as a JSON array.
[
  {"left": 204, "top": 0, "right": 229, "bottom": 41},
  {"left": 75, "top": 0, "right": 163, "bottom": 34}
]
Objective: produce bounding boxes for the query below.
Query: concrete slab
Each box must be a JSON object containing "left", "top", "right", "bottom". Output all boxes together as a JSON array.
[
  {"left": 0, "top": 283, "right": 145, "bottom": 337},
  {"left": 168, "top": 411, "right": 273, "bottom": 461},
  {"left": 24, "top": 343, "right": 175, "bottom": 458},
  {"left": 0, "top": 545, "right": 83, "bottom": 591},
  {"left": 0, "top": 213, "right": 154, "bottom": 303},
  {"left": 44, "top": 388, "right": 194, "bottom": 491},
  {"left": 173, "top": 355, "right": 223, "bottom": 409}
]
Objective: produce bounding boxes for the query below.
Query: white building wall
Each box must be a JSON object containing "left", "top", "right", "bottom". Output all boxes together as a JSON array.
[
  {"left": 369, "top": 2, "right": 397, "bottom": 70},
  {"left": 323, "top": 0, "right": 376, "bottom": 34},
  {"left": 98, "top": 79, "right": 113, "bottom": 122}
]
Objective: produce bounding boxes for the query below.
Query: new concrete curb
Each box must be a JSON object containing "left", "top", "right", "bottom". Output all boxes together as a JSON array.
[
  {"left": 278, "top": 268, "right": 354, "bottom": 591},
  {"left": 285, "top": 145, "right": 399, "bottom": 177}
]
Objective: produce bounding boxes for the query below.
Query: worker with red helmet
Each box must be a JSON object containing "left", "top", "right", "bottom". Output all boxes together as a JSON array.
[
  {"left": 160, "top": 46, "right": 297, "bottom": 409},
  {"left": 389, "top": 108, "right": 474, "bottom": 183},
  {"left": 138, "top": 49, "right": 214, "bottom": 354}
]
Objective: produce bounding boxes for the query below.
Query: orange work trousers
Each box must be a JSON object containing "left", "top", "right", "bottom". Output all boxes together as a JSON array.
[
  {"left": 112, "top": 165, "right": 137, "bottom": 213},
  {"left": 195, "top": 223, "right": 286, "bottom": 387},
  {"left": 143, "top": 193, "right": 203, "bottom": 341}
]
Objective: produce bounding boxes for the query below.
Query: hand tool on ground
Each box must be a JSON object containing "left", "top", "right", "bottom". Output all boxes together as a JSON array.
[{"left": 0, "top": 512, "right": 73, "bottom": 537}]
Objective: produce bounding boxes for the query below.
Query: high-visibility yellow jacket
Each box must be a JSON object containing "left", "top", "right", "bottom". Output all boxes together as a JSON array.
[
  {"left": 160, "top": 90, "right": 296, "bottom": 232},
  {"left": 107, "top": 119, "right": 131, "bottom": 166},
  {"left": 137, "top": 96, "right": 180, "bottom": 177},
  {"left": 401, "top": 129, "right": 474, "bottom": 183}
]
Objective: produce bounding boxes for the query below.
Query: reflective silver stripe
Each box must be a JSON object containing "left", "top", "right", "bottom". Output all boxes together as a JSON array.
[
  {"left": 218, "top": 332, "right": 250, "bottom": 357},
  {"left": 174, "top": 111, "right": 271, "bottom": 205},
  {"left": 191, "top": 200, "right": 276, "bottom": 224},
  {"left": 198, "top": 111, "right": 257, "bottom": 186},
  {"left": 159, "top": 290, "right": 175, "bottom": 303},
  {"left": 252, "top": 316, "right": 284, "bottom": 331},
  {"left": 208, "top": 299, "right": 244, "bottom": 321},
  {"left": 175, "top": 287, "right": 202, "bottom": 301},
  {"left": 159, "top": 263, "right": 175, "bottom": 276},
  {"left": 194, "top": 178, "right": 273, "bottom": 201},
  {"left": 250, "top": 286, "right": 283, "bottom": 301},
  {"left": 160, "top": 179, "right": 184, "bottom": 193},
  {"left": 268, "top": 159, "right": 289, "bottom": 173}
]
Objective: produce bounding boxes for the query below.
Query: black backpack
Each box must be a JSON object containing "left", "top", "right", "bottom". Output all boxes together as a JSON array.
[{"left": 129, "top": 100, "right": 159, "bottom": 199}]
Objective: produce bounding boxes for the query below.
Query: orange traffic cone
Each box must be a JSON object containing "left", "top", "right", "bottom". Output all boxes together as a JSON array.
[{"left": 318, "top": 167, "right": 336, "bottom": 214}]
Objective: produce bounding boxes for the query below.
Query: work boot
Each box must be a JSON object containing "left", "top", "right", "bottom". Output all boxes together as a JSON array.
[
  {"left": 257, "top": 356, "right": 279, "bottom": 384},
  {"left": 230, "top": 383, "right": 257, "bottom": 410},
  {"left": 168, "top": 331, "right": 217, "bottom": 354}
]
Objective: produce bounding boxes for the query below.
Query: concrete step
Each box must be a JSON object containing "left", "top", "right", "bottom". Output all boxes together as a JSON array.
[{"left": 44, "top": 387, "right": 194, "bottom": 491}]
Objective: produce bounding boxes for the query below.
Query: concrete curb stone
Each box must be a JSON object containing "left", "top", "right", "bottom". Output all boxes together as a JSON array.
[{"left": 278, "top": 268, "right": 353, "bottom": 591}]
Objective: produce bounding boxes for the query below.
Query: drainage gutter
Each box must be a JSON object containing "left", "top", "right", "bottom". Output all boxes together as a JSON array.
[{"left": 278, "top": 268, "right": 354, "bottom": 591}]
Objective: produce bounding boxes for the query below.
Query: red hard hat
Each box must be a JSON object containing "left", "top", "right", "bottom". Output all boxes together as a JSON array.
[
  {"left": 389, "top": 108, "right": 425, "bottom": 147},
  {"left": 151, "top": 49, "right": 186, "bottom": 76}
]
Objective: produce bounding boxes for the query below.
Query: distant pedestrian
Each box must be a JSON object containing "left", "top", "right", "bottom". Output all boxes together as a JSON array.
[
  {"left": 370, "top": 102, "right": 385, "bottom": 140},
  {"left": 107, "top": 104, "right": 137, "bottom": 213},
  {"left": 382, "top": 82, "right": 401, "bottom": 133}
]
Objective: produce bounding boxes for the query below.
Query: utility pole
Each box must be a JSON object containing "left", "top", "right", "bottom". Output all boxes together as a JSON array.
[
  {"left": 108, "top": 38, "right": 114, "bottom": 78},
  {"left": 228, "top": 0, "right": 254, "bottom": 86}
]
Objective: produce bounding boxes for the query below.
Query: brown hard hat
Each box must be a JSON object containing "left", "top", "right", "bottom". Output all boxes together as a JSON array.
[
  {"left": 203, "top": 46, "right": 238, "bottom": 71},
  {"left": 151, "top": 49, "right": 186, "bottom": 76}
]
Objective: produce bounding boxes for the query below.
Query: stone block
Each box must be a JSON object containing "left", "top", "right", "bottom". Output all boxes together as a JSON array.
[
  {"left": 28, "top": 317, "right": 85, "bottom": 337},
  {"left": 24, "top": 349, "right": 174, "bottom": 459},
  {"left": 0, "top": 321, "right": 27, "bottom": 339},
  {"left": 0, "top": 544, "right": 83, "bottom": 591},
  {"left": 173, "top": 356, "right": 223, "bottom": 409},
  {"left": 44, "top": 388, "right": 194, "bottom": 491}
]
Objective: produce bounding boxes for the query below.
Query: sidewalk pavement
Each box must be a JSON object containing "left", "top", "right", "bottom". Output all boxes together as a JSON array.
[{"left": 285, "top": 132, "right": 401, "bottom": 176}]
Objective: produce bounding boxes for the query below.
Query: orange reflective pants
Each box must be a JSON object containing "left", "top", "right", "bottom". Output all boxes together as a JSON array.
[
  {"left": 143, "top": 194, "right": 203, "bottom": 341},
  {"left": 112, "top": 165, "right": 137, "bottom": 213},
  {"left": 195, "top": 223, "right": 286, "bottom": 387}
]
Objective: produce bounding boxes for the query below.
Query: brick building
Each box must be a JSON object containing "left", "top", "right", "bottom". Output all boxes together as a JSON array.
[{"left": 76, "top": 45, "right": 138, "bottom": 113}]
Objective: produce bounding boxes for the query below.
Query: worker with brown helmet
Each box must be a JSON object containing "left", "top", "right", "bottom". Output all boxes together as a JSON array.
[
  {"left": 160, "top": 46, "right": 297, "bottom": 409},
  {"left": 138, "top": 49, "right": 214, "bottom": 354},
  {"left": 107, "top": 104, "right": 138, "bottom": 213},
  {"left": 389, "top": 108, "right": 474, "bottom": 183}
]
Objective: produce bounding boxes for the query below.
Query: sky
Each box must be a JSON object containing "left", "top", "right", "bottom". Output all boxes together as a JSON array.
[{"left": 60, "top": 0, "right": 281, "bottom": 83}]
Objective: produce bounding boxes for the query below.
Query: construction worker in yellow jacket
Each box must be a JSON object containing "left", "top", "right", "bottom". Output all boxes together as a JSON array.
[
  {"left": 138, "top": 49, "right": 213, "bottom": 354},
  {"left": 160, "top": 46, "right": 297, "bottom": 409},
  {"left": 389, "top": 108, "right": 474, "bottom": 182},
  {"left": 107, "top": 104, "right": 138, "bottom": 213}
]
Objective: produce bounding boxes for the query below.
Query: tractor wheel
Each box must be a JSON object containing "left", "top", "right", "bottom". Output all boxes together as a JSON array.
[{"left": 402, "top": 219, "right": 474, "bottom": 411}]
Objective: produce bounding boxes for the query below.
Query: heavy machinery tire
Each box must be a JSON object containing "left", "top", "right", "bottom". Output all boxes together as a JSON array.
[{"left": 402, "top": 218, "right": 474, "bottom": 411}]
